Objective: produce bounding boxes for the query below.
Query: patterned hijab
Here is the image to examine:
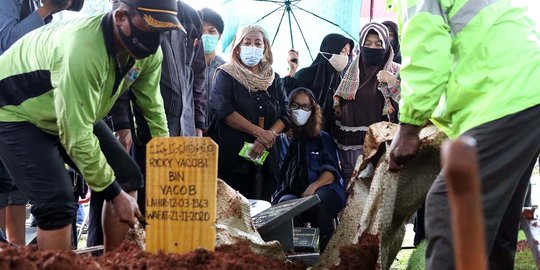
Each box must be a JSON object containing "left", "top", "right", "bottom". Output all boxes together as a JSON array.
[
  {"left": 219, "top": 25, "right": 275, "bottom": 92},
  {"left": 334, "top": 22, "right": 395, "bottom": 101}
]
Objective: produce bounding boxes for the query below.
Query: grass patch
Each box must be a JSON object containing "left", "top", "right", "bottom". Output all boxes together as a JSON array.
[
  {"left": 406, "top": 242, "right": 426, "bottom": 270},
  {"left": 403, "top": 231, "right": 535, "bottom": 269}
]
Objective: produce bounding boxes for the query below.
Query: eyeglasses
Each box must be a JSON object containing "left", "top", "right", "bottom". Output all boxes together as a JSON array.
[{"left": 290, "top": 103, "right": 313, "bottom": 111}]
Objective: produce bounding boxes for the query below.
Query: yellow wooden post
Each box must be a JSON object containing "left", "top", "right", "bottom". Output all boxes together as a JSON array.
[{"left": 145, "top": 137, "right": 218, "bottom": 254}]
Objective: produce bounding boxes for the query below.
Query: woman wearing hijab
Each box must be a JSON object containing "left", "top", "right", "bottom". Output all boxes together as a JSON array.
[
  {"left": 382, "top": 21, "right": 401, "bottom": 64},
  {"left": 273, "top": 87, "right": 346, "bottom": 252},
  {"left": 333, "top": 22, "right": 401, "bottom": 181},
  {"left": 287, "top": 33, "right": 354, "bottom": 132},
  {"left": 209, "top": 25, "right": 289, "bottom": 201}
]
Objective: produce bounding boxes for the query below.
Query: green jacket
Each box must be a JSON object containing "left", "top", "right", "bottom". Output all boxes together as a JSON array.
[
  {"left": 395, "top": 0, "right": 540, "bottom": 138},
  {"left": 0, "top": 13, "right": 169, "bottom": 193}
]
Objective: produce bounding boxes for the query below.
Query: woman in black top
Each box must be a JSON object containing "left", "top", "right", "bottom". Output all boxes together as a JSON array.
[{"left": 209, "top": 25, "right": 289, "bottom": 200}]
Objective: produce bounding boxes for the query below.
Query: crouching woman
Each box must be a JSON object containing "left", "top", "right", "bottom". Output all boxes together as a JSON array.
[{"left": 272, "top": 87, "right": 346, "bottom": 251}]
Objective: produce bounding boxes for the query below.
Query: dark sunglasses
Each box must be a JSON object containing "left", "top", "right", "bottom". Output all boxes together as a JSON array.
[{"left": 290, "top": 103, "right": 313, "bottom": 111}]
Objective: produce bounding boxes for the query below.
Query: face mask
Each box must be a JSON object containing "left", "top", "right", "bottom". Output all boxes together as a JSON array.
[
  {"left": 117, "top": 14, "right": 161, "bottom": 59},
  {"left": 361, "top": 47, "right": 386, "bottom": 66},
  {"left": 291, "top": 109, "right": 312, "bottom": 126},
  {"left": 320, "top": 52, "right": 348, "bottom": 72},
  {"left": 202, "top": 34, "right": 219, "bottom": 54},
  {"left": 240, "top": 46, "right": 264, "bottom": 67}
]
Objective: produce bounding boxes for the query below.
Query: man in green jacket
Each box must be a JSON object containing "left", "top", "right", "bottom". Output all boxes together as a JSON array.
[
  {"left": 0, "top": 0, "right": 181, "bottom": 251},
  {"left": 389, "top": 0, "right": 540, "bottom": 268}
]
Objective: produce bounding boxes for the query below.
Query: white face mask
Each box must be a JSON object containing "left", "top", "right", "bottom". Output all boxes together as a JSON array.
[
  {"left": 240, "top": 46, "right": 264, "bottom": 67},
  {"left": 291, "top": 109, "right": 312, "bottom": 126},
  {"left": 320, "top": 52, "right": 349, "bottom": 72}
]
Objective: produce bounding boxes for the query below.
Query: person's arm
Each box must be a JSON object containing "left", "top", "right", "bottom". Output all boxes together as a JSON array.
[
  {"left": 129, "top": 49, "right": 169, "bottom": 138},
  {"left": 0, "top": 0, "right": 44, "bottom": 51},
  {"left": 274, "top": 74, "right": 290, "bottom": 132},
  {"left": 389, "top": 0, "right": 452, "bottom": 171},
  {"left": 53, "top": 50, "right": 121, "bottom": 200},
  {"left": 0, "top": 0, "right": 72, "bottom": 52},
  {"left": 191, "top": 40, "right": 207, "bottom": 135},
  {"left": 396, "top": 0, "right": 452, "bottom": 126}
]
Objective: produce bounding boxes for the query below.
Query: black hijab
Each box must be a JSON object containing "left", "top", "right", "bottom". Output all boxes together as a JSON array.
[
  {"left": 382, "top": 21, "right": 401, "bottom": 64},
  {"left": 294, "top": 33, "right": 354, "bottom": 130}
]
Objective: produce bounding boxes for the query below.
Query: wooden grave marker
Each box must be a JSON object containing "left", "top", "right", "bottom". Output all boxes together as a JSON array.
[{"left": 145, "top": 137, "right": 218, "bottom": 254}]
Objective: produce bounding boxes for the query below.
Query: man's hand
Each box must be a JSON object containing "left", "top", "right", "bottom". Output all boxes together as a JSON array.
[
  {"left": 115, "top": 129, "right": 132, "bottom": 153},
  {"left": 38, "top": 0, "right": 72, "bottom": 18},
  {"left": 389, "top": 124, "right": 422, "bottom": 171},
  {"left": 110, "top": 190, "right": 142, "bottom": 228},
  {"left": 195, "top": 128, "right": 203, "bottom": 137}
]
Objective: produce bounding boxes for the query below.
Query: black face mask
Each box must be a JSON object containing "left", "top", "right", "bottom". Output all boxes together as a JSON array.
[
  {"left": 361, "top": 47, "right": 386, "bottom": 66},
  {"left": 117, "top": 14, "right": 160, "bottom": 59}
]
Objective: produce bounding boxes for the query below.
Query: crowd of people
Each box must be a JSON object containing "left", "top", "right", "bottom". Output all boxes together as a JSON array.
[{"left": 0, "top": 0, "right": 539, "bottom": 268}]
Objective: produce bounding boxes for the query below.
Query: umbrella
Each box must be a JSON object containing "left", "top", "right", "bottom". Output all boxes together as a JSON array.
[
  {"left": 360, "top": 0, "right": 396, "bottom": 23},
  {"left": 249, "top": 0, "right": 360, "bottom": 60},
  {"left": 210, "top": 0, "right": 362, "bottom": 75}
]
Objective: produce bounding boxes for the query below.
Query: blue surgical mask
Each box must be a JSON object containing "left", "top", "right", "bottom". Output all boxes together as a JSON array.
[
  {"left": 202, "top": 34, "right": 219, "bottom": 54},
  {"left": 240, "top": 46, "right": 264, "bottom": 67}
]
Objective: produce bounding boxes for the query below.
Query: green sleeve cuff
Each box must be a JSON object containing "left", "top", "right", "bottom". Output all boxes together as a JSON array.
[{"left": 398, "top": 115, "right": 427, "bottom": 126}]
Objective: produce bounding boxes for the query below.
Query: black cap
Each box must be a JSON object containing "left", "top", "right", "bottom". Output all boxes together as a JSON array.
[
  {"left": 68, "top": 0, "right": 84, "bottom": 12},
  {"left": 120, "top": 0, "right": 183, "bottom": 31}
]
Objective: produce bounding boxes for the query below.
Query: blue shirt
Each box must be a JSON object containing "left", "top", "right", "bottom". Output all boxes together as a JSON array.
[
  {"left": 274, "top": 131, "right": 347, "bottom": 205},
  {"left": 0, "top": 0, "right": 44, "bottom": 55}
]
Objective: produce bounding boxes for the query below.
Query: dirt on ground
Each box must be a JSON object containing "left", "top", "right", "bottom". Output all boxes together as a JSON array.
[
  {"left": 329, "top": 232, "right": 380, "bottom": 270},
  {"left": 0, "top": 240, "right": 306, "bottom": 270},
  {"left": 517, "top": 240, "right": 530, "bottom": 252}
]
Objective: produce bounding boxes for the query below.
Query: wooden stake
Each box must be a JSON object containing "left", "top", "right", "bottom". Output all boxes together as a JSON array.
[{"left": 443, "top": 137, "right": 487, "bottom": 270}]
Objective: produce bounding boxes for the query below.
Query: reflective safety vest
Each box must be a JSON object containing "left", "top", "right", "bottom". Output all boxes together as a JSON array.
[{"left": 395, "top": 0, "right": 540, "bottom": 138}]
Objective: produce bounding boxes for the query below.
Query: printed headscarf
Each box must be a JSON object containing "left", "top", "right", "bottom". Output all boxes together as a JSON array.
[
  {"left": 219, "top": 25, "right": 275, "bottom": 92},
  {"left": 334, "top": 22, "right": 397, "bottom": 101}
]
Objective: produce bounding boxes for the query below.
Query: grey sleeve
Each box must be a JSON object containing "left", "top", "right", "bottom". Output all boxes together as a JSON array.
[{"left": 0, "top": 1, "right": 44, "bottom": 53}]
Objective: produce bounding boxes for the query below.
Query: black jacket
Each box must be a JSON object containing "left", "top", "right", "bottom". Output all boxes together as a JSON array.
[{"left": 209, "top": 70, "right": 290, "bottom": 175}]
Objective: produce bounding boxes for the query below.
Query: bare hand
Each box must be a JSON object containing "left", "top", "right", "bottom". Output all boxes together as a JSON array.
[
  {"left": 110, "top": 190, "right": 141, "bottom": 228},
  {"left": 389, "top": 124, "right": 421, "bottom": 171},
  {"left": 255, "top": 129, "right": 276, "bottom": 147},
  {"left": 377, "top": 70, "right": 398, "bottom": 88},
  {"left": 195, "top": 128, "right": 203, "bottom": 137},
  {"left": 302, "top": 183, "right": 318, "bottom": 197},
  {"left": 115, "top": 129, "right": 132, "bottom": 153},
  {"left": 386, "top": 99, "right": 395, "bottom": 114},
  {"left": 249, "top": 139, "right": 267, "bottom": 159},
  {"left": 38, "top": 0, "right": 72, "bottom": 18},
  {"left": 287, "top": 50, "right": 299, "bottom": 76}
]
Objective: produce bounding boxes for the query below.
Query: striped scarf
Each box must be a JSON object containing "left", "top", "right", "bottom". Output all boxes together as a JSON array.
[{"left": 334, "top": 22, "right": 400, "bottom": 103}]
